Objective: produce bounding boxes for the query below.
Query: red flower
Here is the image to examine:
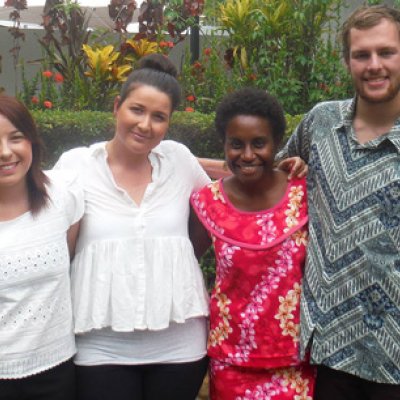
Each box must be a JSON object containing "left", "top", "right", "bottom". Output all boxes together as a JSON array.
[
  {"left": 31, "top": 96, "right": 39, "bottom": 104},
  {"left": 167, "top": 41, "right": 174, "bottom": 48},
  {"left": 186, "top": 94, "right": 196, "bottom": 102},
  {"left": 54, "top": 73, "right": 64, "bottom": 83},
  {"left": 43, "top": 100, "right": 53, "bottom": 109},
  {"left": 185, "top": 107, "right": 194, "bottom": 112},
  {"left": 42, "top": 70, "right": 53, "bottom": 78},
  {"left": 192, "top": 61, "right": 202, "bottom": 69},
  {"left": 203, "top": 47, "right": 211, "bottom": 56},
  {"left": 319, "top": 82, "right": 330, "bottom": 92}
]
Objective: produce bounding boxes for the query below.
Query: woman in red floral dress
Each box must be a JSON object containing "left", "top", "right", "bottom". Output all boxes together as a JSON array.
[{"left": 190, "top": 87, "right": 315, "bottom": 400}]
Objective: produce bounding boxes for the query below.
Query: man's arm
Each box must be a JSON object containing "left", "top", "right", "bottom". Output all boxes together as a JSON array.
[
  {"left": 276, "top": 113, "right": 313, "bottom": 163},
  {"left": 276, "top": 112, "right": 313, "bottom": 178}
]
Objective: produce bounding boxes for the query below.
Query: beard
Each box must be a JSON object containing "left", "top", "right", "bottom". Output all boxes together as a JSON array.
[{"left": 355, "top": 77, "right": 400, "bottom": 104}]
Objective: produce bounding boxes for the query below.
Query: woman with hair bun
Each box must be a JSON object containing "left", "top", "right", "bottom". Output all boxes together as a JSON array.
[
  {"left": 55, "top": 54, "right": 210, "bottom": 400},
  {"left": 0, "top": 95, "right": 83, "bottom": 399}
]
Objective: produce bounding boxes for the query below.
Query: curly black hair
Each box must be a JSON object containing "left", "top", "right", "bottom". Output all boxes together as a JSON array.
[{"left": 215, "top": 87, "right": 286, "bottom": 147}]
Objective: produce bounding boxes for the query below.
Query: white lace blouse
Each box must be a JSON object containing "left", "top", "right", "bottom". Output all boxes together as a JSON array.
[
  {"left": 55, "top": 141, "right": 210, "bottom": 334},
  {"left": 0, "top": 170, "right": 84, "bottom": 378}
]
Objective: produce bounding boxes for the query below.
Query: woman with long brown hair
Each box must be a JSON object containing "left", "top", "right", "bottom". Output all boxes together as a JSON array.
[{"left": 0, "top": 95, "right": 83, "bottom": 400}]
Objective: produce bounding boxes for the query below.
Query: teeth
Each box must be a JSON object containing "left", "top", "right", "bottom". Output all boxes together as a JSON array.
[{"left": 0, "top": 164, "right": 15, "bottom": 170}]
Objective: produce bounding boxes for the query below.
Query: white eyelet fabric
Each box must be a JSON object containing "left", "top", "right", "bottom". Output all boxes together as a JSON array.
[{"left": 0, "top": 170, "right": 84, "bottom": 378}]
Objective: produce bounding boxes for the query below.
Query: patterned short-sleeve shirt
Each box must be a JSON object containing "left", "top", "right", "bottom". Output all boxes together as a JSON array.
[{"left": 277, "top": 98, "right": 400, "bottom": 383}]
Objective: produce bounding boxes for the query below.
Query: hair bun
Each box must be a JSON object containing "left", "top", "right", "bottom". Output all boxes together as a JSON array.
[{"left": 138, "top": 54, "right": 178, "bottom": 79}]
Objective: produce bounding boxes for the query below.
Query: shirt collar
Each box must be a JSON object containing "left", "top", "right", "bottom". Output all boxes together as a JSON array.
[
  {"left": 337, "top": 98, "right": 400, "bottom": 153},
  {"left": 340, "top": 97, "right": 356, "bottom": 128}
]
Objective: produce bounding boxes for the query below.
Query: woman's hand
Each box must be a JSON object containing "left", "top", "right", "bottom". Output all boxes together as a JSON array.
[{"left": 277, "top": 157, "right": 308, "bottom": 180}]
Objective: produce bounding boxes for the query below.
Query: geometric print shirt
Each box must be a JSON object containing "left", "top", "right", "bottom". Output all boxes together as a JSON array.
[{"left": 277, "top": 98, "right": 400, "bottom": 383}]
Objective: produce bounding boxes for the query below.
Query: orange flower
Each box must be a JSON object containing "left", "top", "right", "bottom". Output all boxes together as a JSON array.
[
  {"left": 31, "top": 96, "right": 39, "bottom": 104},
  {"left": 159, "top": 41, "right": 174, "bottom": 49},
  {"left": 54, "top": 73, "right": 64, "bottom": 83},
  {"left": 43, "top": 100, "right": 53, "bottom": 109},
  {"left": 185, "top": 107, "right": 194, "bottom": 112},
  {"left": 203, "top": 47, "right": 211, "bottom": 56},
  {"left": 42, "top": 70, "right": 53, "bottom": 78},
  {"left": 186, "top": 94, "right": 196, "bottom": 102}
]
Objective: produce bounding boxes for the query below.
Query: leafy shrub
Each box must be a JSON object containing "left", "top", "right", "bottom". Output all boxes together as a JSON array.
[{"left": 34, "top": 109, "right": 301, "bottom": 167}]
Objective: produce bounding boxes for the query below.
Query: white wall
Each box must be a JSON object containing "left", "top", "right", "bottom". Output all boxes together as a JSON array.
[{"left": 0, "top": 26, "right": 44, "bottom": 95}]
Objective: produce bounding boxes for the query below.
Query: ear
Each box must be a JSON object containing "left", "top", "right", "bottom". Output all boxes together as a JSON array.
[{"left": 113, "top": 96, "right": 121, "bottom": 115}]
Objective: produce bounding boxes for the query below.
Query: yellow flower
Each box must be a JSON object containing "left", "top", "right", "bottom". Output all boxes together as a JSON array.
[
  {"left": 82, "top": 44, "right": 131, "bottom": 82},
  {"left": 125, "top": 38, "right": 158, "bottom": 58},
  {"left": 110, "top": 63, "right": 133, "bottom": 82}
]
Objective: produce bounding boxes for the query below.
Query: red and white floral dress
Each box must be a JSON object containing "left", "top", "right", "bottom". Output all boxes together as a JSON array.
[{"left": 191, "top": 177, "right": 315, "bottom": 400}]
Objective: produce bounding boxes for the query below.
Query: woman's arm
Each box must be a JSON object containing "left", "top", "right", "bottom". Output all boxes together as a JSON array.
[
  {"left": 198, "top": 155, "right": 307, "bottom": 180},
  {"left": 189, "top": 206, "right": 212, "bottom": 260},
  {"left": 197, "top": 157, "right": 231, "bottom": 180},
  {"left": 67, "top": 221, "right": 80, "bottom": 260}
]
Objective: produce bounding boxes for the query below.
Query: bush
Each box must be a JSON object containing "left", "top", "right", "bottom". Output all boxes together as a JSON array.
[
  {"left": 33, "top": 110, "right": 115, "bottom": 167},
  {"left": 35, "top": 109, "right": 302, "bottom": 168}
]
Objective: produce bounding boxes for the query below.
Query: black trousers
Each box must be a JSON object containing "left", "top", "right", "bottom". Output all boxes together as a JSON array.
[
  {"left": 76, "top": 356, "right": 209, "bottom": 400},
  {"left": 315, "top": 365, "right": 400, "bottom": 400},
  {"left": 0, "top": 359, "right": 76, "bottom": 400}
]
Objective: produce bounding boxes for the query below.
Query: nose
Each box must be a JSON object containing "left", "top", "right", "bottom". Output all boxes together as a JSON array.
[
  {"left": 368, "top": 53, "right": 382, "bottom": 71},
  {"left": 241, "top": 144, "right": 256, "bottom": 162},
  {"left": 0, "top": 139, "right": 12, "bottom": 160},
  {"left": 138, "top": 114, "right": 151, "bottom": 131}
]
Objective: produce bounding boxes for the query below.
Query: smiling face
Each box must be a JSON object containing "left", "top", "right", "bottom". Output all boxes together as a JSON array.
[
  {"left": 224, "top": 114, "right": 277, "bottom": 185},
  {"left": 347, "top": 18, "right": 400, "bottom": 105},
  {"left": 112, "top": 84, "right": 172, "bottom": 157},
  {"left": 0, "top": 114, "right": 32, "bottom": 192}
]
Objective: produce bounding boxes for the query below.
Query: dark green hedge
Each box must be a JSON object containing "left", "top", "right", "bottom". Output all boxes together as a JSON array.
[{"left": 33, "top": 110, "right": 303, "bottom": 167}]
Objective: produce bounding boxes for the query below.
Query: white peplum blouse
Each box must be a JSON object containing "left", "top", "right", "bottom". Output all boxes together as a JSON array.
[{"left": 55, "top": 140, "right": 210, "bottom": 334}]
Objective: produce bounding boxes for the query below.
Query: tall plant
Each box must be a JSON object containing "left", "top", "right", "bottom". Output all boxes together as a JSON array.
[
  {"left": 38, "top": 0, "right": 92, "bottom": 108},
  {"left": 214, "top": 0, "right": 353, "bottom": 115},
  {"left": 4, "top": 0, "right": 27, "bottom": 94}
]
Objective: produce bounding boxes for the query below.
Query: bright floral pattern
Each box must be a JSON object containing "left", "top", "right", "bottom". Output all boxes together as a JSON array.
[
  {"left": 191, "top": 177, "right": 315, "bottom": 399},
  {"left": 210, "top": 360, "right": 315, "bottom": 400},
  {"left": 208, "top": 283, "right": 233, "bottom": 347}
]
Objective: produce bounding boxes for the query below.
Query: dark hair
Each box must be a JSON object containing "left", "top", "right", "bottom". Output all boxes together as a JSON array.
[
  {"left": 341, "top": 5, "right": 400, "bottom": 63},
  {"left": 215, "top": 87, "right": 286, "bottom": 147},
  {"left": 0, "top": 95, "right": 49, "bottom": 214},
  {"left": 117, "top": 53, "right": 181, "bottom": 111}
]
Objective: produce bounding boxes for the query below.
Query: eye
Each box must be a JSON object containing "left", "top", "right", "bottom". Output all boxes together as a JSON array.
[
  {"left": 153, "top": 113, "right": 168, "bottom": 122},
  {"left": 228, "top": 138, "right": 243, "bottom": 149},
  {"left": 352, "top": 52, "right": 369, "bottom": 60},
  {"left": 10, "top": 132, "right": 26, "bottom": 142},
  {"left": 253, "top": 138, "right": 267, "bottom": 148},
  {"left": 380, "top": 49, "right": 396, "bottom": 57},
  {"left": 130, "top": 106, "right": 143, "bottom": 114}
]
